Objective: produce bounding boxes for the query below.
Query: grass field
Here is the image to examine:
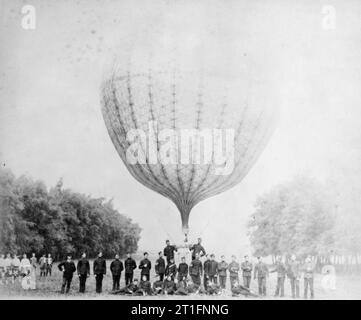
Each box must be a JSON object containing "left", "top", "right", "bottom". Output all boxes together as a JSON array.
[{"left": 1, "top": 257, "right": 360, "bottom": 300}]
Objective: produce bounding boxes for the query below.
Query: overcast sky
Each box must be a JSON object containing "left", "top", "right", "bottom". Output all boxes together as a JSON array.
[{"left": 1, "top": 0, "right": 361, "bottom": 258}]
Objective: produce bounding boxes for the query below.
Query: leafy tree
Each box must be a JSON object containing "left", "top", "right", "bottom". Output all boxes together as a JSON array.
[
  {"left": 0, "top": 167, "right": 141, "bottom": 259},
  {"left": 248, "top": 176, "right": 335, "bottom": 258}
]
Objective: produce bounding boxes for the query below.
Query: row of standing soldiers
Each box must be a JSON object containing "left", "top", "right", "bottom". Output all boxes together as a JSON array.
[
  {"left": 56, "top": 238, "right": 251, "bottom": 295},
  {"left": 57, "top": 238, "right": 316, "bottom": 298},
  {"left": 57, "top": 238, "right": 206, "bottom": 293}
]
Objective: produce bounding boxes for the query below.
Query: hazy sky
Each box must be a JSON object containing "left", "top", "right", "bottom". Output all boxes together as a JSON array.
[{"left": 1, "top": 0, "right": 361, "bottom": 257}]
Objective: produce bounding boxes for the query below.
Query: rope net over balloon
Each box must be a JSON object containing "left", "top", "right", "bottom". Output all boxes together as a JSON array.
[{"left": 101, "top": 67, "right": 277, "bottom": 237}]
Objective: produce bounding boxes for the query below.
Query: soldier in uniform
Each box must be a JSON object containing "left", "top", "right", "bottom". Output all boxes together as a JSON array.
[
  {"left": 124, "top": 252, "right": 137, "bottom": 285},
  {"left": 58, "top": 254, "right": 76, "bottom": 294},
  {"left": 303, "top": 255, "right": 315, "bottom": 299},
  {"left": 203, "top": 254, "right": 211, "bottom": 289},
  {"left": 139, "top": 252, "right": 152, "bottom": 281},
  {"left": 163, "top": 240, "right": 177, "bottom": 264},
  {"left": 231, "top": 280, "right": 258, "bottom": 298},
  {"left": 228, "top": 255, "right": 240, "bottom": 289},
  {"left": 163, "top": 275, "right": 176, "bottom": 295},
  {"left": 208, "top": 254, "right": 218, "bottom": 284},
  {"left": 110, "top": 254, "right": 124, "bottom": 291},
  {"left": 189, "top": 253, "right": 203, "bottom": 286},
  {"left": 165, "top": 257, "right": 177, "bottom": 280},
  {"left": 112, "top": 278, "right": 140, "bottom": 295},
  {"left": 287, "top": 254, "right": 300, "bottom": 298},
  {"left": 175, "top": 276, "right": 189, "bottom": 295},
  {"left": 254, "top": 256, "right": 268, "bottom": 296},
  {"left": 46, "top": 253, "right": 53, "bottom": 276},
  {"left": 93, "top": 251, "right": 106, "bottom": 293},
  {"left": 139, "top": 274, "right": 152, "bottom": 295},
  {"left": 152, "top": 274, "right": 165, "bottom": 295},
  {"left": 270, "top": 255, "right": 287, "bottom": 297},
  {"left": 177, "top": 256, "right": 189, "bottom": 281},
  {"left": 77, "top": 252, "right": 90, "bottom": 293},
  {"left": 241, "top": 255, "right": 253, "bottom": 288},
  {"left": 217, "top": 255, "right": 228, "bottom": 290},
  {"left": 189, "top": 238, "right": 206, "bottom": 260},
  {"left": 155, "top": 251, "right": 166, "bottom": 281}
]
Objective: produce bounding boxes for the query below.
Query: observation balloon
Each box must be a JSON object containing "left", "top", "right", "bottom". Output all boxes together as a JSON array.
[
  {"left": 100, "top": 2, "right": 279, "bottom": 237},
  {"left": 101, "top": 67, "right": 277, "bottom": 236}
]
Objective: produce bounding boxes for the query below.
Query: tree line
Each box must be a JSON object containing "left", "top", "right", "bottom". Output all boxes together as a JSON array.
[
  {"left": 248, "top": 176, "right": 361, "bottom": 273},
  {"left": 0, "top": 167, "right": 141, "bottom": 260}
]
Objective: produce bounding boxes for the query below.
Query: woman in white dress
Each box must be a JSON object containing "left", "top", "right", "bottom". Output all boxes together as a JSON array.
[
  {"left": 20, "top": 254, "right": 31, "bottom": 275},
  {"left": 29, "top": 253, "right": 37, "bottom": 289}
]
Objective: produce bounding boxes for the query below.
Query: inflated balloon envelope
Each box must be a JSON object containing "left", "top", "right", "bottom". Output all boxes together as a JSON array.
[
  {"left": 100, "top": 6, "right": 278, "bottom": 238},
  {"left": 101, "top": 69, "right": 277, "bottom": 237}
]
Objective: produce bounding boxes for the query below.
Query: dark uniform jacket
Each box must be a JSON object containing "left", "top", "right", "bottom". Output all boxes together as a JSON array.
[
  {"left": 152, "top": 280, "right": 164, "bottom": 292},
  {"left": 271, "top": 261, "right": 287, "bottom": 278},
  {"left": 208, "top": 260, "right": 218, "bottom": 276},
  {"left": 155, "top": 257, "right": 166, "bottom": 275},
  {"left": 217, "top": 261, "right": 228, "bottom": 277},
  {"left": 165, "top": 263, "right": 177, "bottom": 278},
  {"left": 77, "top": 258, "right": 90, "bottom": 276},
  {"left": 241, "top": 261, "right": 253, "bottom": 277},
  {"left": 93, "top": 257, "right": 106, "bottom": 275},
  {"left": 254, "top": 262, "right": 268, "bottom": 279},
  {"left": 110, "top": 259, "right": 124, "bottom": 276},
  {"left": 190, "top": 244, "right": 206, "bottom": 259},
  {"left": 163, "top": 279, "right": 176, "bottom": 293},
  {"left": 139, "top": 258, "right": 151, "bottom": 275},
  {"left": 177, "top": 262, "right": 189, "bottom": 278},
  {"left": 203, "top": 260, "right": 211, "bottom": 276},
  {"left": 124, "top": 258, "right": 137, "bottom": 274},
  {"left": 127, "top": 282, "right": 139, "bottom": 294},
  {"left": 228, "top": 261, "right": 240, "bottom": 277},
  {"left": 189, "top": 258, "right": 203, "bottom": 276},
  {"left": 139, "top": 280, "right": 152, "bottom": 294},
  {"left": 58, "top": 260, "right": 76, "bottom": 278},
  {"left": 163, "top": 245, "right": 177, "bottom": 262}
]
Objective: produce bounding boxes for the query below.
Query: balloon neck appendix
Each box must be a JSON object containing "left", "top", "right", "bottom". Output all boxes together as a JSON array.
[{"left": 101, "top": 69, "right": 277, "bottom": 238}]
